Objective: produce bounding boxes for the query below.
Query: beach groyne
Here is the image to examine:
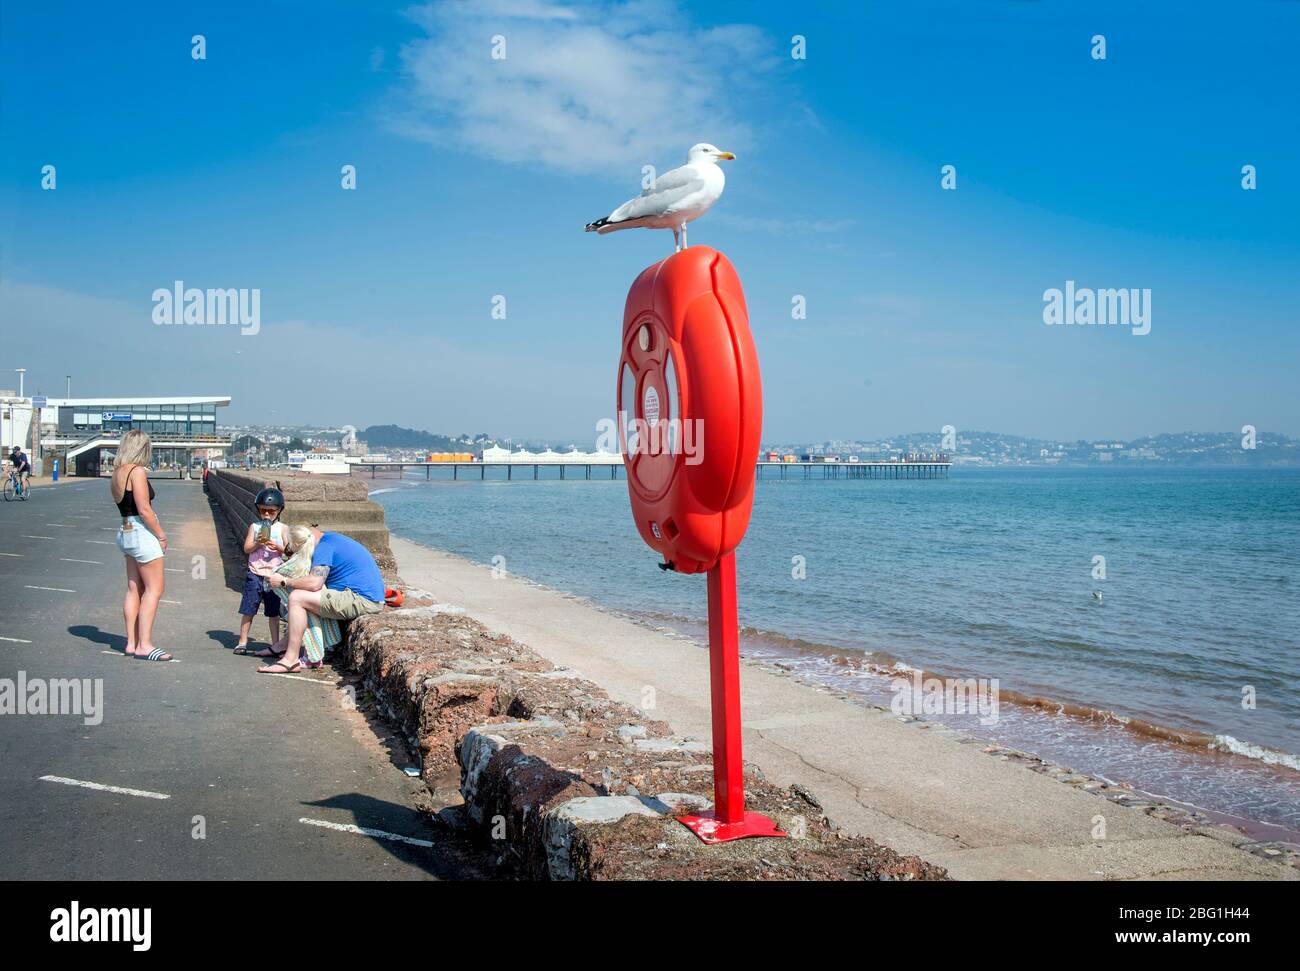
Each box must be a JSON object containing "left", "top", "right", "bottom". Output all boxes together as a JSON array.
[
  {"left": 207, "top": 469, "right": 395, "bottom": 572},
  {"left": 342, "top": 602, "right": 948, "bottom": 880}
]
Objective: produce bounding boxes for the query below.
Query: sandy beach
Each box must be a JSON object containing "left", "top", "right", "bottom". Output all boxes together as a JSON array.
[{"left": 388, "top": 533, "right": 1294, "bottom": 881}]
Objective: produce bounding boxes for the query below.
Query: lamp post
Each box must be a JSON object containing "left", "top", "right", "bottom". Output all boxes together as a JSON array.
[{"left": 14, "top": 368, "right": 25, "bottom": 398}]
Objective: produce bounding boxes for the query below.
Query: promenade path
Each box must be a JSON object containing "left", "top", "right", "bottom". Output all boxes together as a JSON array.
[{"left": 0, "top": 479, "right": 481, "bottom": 880}]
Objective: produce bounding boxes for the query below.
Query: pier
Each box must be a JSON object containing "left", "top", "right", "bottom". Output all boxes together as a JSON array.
[
  {"left": 353, "top": 461, "right": 624, "bottom": 480},
  {"left": 757, "top": 460, "right": 950, "bottom": 480},
  {"left": 346, "top": 459, "right": 951, "bottom": 481}
]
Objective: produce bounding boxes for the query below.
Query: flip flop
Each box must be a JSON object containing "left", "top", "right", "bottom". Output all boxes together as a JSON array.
[
  {"left": 232, "top": 644, "right": 260, "bottom": 656},
  {"left": 136, "top": 649, "right": 173, "bottom": 662},
  {"left": 258, "top": 660, "right": 302, "bottom": 675},
  {"left": 251, "top": 646, "right": 285, "bottom": 659}
]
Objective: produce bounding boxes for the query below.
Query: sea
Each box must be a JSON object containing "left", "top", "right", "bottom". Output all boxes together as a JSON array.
[{"left": 370, "top": 466, "right": 1300, "bottom": 838}]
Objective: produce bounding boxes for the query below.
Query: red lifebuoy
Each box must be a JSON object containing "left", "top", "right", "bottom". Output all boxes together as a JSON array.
[{"left": 617, "top": 246, "right": 762, "bottom": 574}]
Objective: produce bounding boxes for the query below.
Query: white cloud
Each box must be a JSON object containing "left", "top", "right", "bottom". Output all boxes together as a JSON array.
[{"left": 391, "top": 0, "right": 778, "bottom": 175}]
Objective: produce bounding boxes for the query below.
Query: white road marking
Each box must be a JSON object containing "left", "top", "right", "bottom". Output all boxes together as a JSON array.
[
  {"left": 1, "top": 636, "right": 33, "bottom": 643},
  {"left": 22, "top": 535, "right": 55, "bottom": 540},
  {"left": 160, "top": 599, "right": 183, "bottom": 605},
  {"left": 87, "top": 540, "right": 114, "bottom": 545},
  {"left": 267, "top": 673, "right": 340, "bottom": 686},
  {"left": 45, "top": 523, "right": 76, "bottom": 528},
  {"left": 40, "top": 775, "right": 170, "bottom": 800},
  {"left": 25, "top": 585, "right": 76, "bottom": 593},
  {"left": 165, "top": 568, "right": 184, "bottom": 573},
  {"left": 0, "top": 552, "right": 21, "bottom": 557},
  {"left": 60, "top": 558, "right": 102, "bottom": 565},
  {"left": 297, "top": 817, "right": 432, "bottom": 848}
]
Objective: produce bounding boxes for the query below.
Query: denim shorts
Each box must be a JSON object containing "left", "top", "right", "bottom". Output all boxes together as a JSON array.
[
  {"left": 116, "top": 516, "right": 165, "bottom": 564},
  {"left": 239, "top": 570, "right": 282, "bottom": 618}
]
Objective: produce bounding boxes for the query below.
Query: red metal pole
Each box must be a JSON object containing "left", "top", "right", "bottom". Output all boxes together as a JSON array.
[
  {"left": 676, "top": 550, "right": 787, "bottom": 843},
  {"left": 707, "top": 551, "right": 745, "bottom": 824}
]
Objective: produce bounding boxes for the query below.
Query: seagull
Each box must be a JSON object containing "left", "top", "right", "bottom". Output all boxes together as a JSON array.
[{"left": 585, "top": 143, "right": 735, "bottom": 252}]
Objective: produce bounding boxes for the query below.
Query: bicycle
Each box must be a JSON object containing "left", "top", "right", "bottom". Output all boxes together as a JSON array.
[{"left": 3, "top": 469, "right": 30, "bottom": 501}]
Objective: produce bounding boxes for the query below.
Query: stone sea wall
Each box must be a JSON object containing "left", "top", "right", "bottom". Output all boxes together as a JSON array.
[{"left": 207, "top": 468, "right": 395, "bottom": 572}]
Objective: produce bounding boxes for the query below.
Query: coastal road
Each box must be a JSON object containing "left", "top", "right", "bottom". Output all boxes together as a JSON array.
[{"left": 0, "top": 478, "right": 481, "bottom": 880}]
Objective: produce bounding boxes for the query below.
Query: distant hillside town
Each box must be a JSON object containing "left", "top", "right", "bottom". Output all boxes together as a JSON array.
[
  {"left": 208, "top": 420, "right": 1300, "bottom": 470},
  {"left": 9, "top": 401, "right": 1282, "bottom": 474}
]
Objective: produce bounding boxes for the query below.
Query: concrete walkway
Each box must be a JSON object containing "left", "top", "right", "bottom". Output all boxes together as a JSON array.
[
  {"left": 0, "top": 480, "right": 483, "bottom": 879},
  {"left": 390, "top": 535, "right": 1294, "bottom": 881}
]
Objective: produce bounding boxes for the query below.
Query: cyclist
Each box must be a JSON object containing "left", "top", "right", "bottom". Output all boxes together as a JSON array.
[{"left": 9, "top": 446, "right": 31, "bottom": 496}]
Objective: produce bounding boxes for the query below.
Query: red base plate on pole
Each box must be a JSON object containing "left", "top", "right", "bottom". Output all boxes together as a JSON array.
[{"left": 676, "top": 810, "right": 789, "bottom": 845}]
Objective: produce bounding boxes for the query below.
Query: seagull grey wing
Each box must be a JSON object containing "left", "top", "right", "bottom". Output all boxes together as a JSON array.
[{"left": 610, "top": 172, "right": 707, "bottom": 221}]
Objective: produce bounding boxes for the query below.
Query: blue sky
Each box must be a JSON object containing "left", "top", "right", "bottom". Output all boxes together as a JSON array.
[{"left": 2, "top": 0, "right": 1297, "bottom": 443}]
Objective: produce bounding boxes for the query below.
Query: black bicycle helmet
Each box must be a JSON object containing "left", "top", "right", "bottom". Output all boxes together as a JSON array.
[{"left": 254, "top": 486, "right": 285, "bottom": 510}]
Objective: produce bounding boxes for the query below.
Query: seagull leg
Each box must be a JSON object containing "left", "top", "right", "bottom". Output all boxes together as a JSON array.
[
  {"left": 673, "top": 226, "right": 681, "bottom": 253},
  {"left": 680, "top": 223, "right": 688, "bottom": 249}
]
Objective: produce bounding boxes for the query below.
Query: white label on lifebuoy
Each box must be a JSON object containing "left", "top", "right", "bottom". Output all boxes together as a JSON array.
[{"left": 643, "top": 385, "right": 660, "bottom": 426}]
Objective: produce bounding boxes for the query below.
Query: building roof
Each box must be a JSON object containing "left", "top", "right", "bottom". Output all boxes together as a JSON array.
[{"left": 42, "top": 396, "right": 232, "bottom": 407}]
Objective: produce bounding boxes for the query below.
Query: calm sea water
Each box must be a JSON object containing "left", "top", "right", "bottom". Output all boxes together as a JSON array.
[{"left": 372, "top": 467, "right": 1300, "bottom": 834}]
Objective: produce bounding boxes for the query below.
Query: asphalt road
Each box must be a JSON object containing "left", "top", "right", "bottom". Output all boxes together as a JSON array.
[{"left": 0, "top": 478, "right": 480, "bottom": 880}]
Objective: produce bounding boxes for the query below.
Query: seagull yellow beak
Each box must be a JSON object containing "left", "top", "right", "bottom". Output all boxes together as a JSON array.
[{"left": 716, "top": 151, "right": 736, "bottom": 160}]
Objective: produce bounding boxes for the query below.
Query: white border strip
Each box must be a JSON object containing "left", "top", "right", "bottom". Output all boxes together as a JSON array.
[
  {"left": 40, "top": 775, "right": 170, "bottom": 800},
  {"left": 297, "top": 817, "right": 432, "bottom": 848}
]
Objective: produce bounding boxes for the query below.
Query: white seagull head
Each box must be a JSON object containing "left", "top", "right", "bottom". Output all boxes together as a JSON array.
[{"left": 687, "top": 142, "right": 736, "bottom": 163}]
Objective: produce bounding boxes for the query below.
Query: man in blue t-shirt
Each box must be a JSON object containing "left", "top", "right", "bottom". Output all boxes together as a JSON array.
[{"left": 259, "top": 527, "right": 384, "bottom": 674}]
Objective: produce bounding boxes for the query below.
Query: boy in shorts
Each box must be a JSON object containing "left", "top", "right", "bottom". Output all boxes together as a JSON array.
[{"left": 233, "top": 487, "right": 288, "bottom": 653}]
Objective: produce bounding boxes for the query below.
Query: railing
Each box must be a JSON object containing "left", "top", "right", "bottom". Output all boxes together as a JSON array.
[{"left": 53, "top": 432, "right": 230, "bottom": 446}]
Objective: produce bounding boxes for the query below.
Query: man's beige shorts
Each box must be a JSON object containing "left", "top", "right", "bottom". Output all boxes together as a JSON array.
[{"left": 319, "top": 587, "right": 384, "bottom": 621}]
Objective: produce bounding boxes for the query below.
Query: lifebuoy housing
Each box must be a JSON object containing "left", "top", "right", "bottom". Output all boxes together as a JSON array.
[{"left": 617, "top": 246, "right": 762, "bottom": 574}]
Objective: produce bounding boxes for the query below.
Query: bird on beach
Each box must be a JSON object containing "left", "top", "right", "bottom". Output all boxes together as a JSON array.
[{"left": 585, "top": 143, "right": 736, "bottom": 252}]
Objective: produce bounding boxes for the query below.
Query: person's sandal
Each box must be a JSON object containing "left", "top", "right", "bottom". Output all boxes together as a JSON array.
[
  {"left": 258, "top": 660, "right": 302, "bottom": 675},
  {"left": 136, "top": 649, "right": 173, "bottom": 662}
]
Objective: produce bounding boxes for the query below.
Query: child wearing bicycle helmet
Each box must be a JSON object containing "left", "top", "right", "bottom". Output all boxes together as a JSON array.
[{"left": 233, "top": 486, "right": 288, "bottom": 654}]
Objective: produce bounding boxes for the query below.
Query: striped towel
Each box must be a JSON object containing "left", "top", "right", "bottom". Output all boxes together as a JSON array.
[{"left": 270, "top": 559, "right": 342, "bottom": 664}]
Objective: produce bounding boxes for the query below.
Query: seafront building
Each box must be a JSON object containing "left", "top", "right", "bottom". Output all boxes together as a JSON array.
[
  {"left": 37, "top": 395, "right": 231, "bottom": 475},
  {"left": 480, "top": 445, "right": 622, "bottom": 465},
  {"left": 0, "top": 390, "right": 36, "bottom": 458}
]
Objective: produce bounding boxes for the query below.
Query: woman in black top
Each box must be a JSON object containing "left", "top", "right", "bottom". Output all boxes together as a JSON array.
[{"left": 110, "top": 431, "right": 172, "bottom": 661}]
